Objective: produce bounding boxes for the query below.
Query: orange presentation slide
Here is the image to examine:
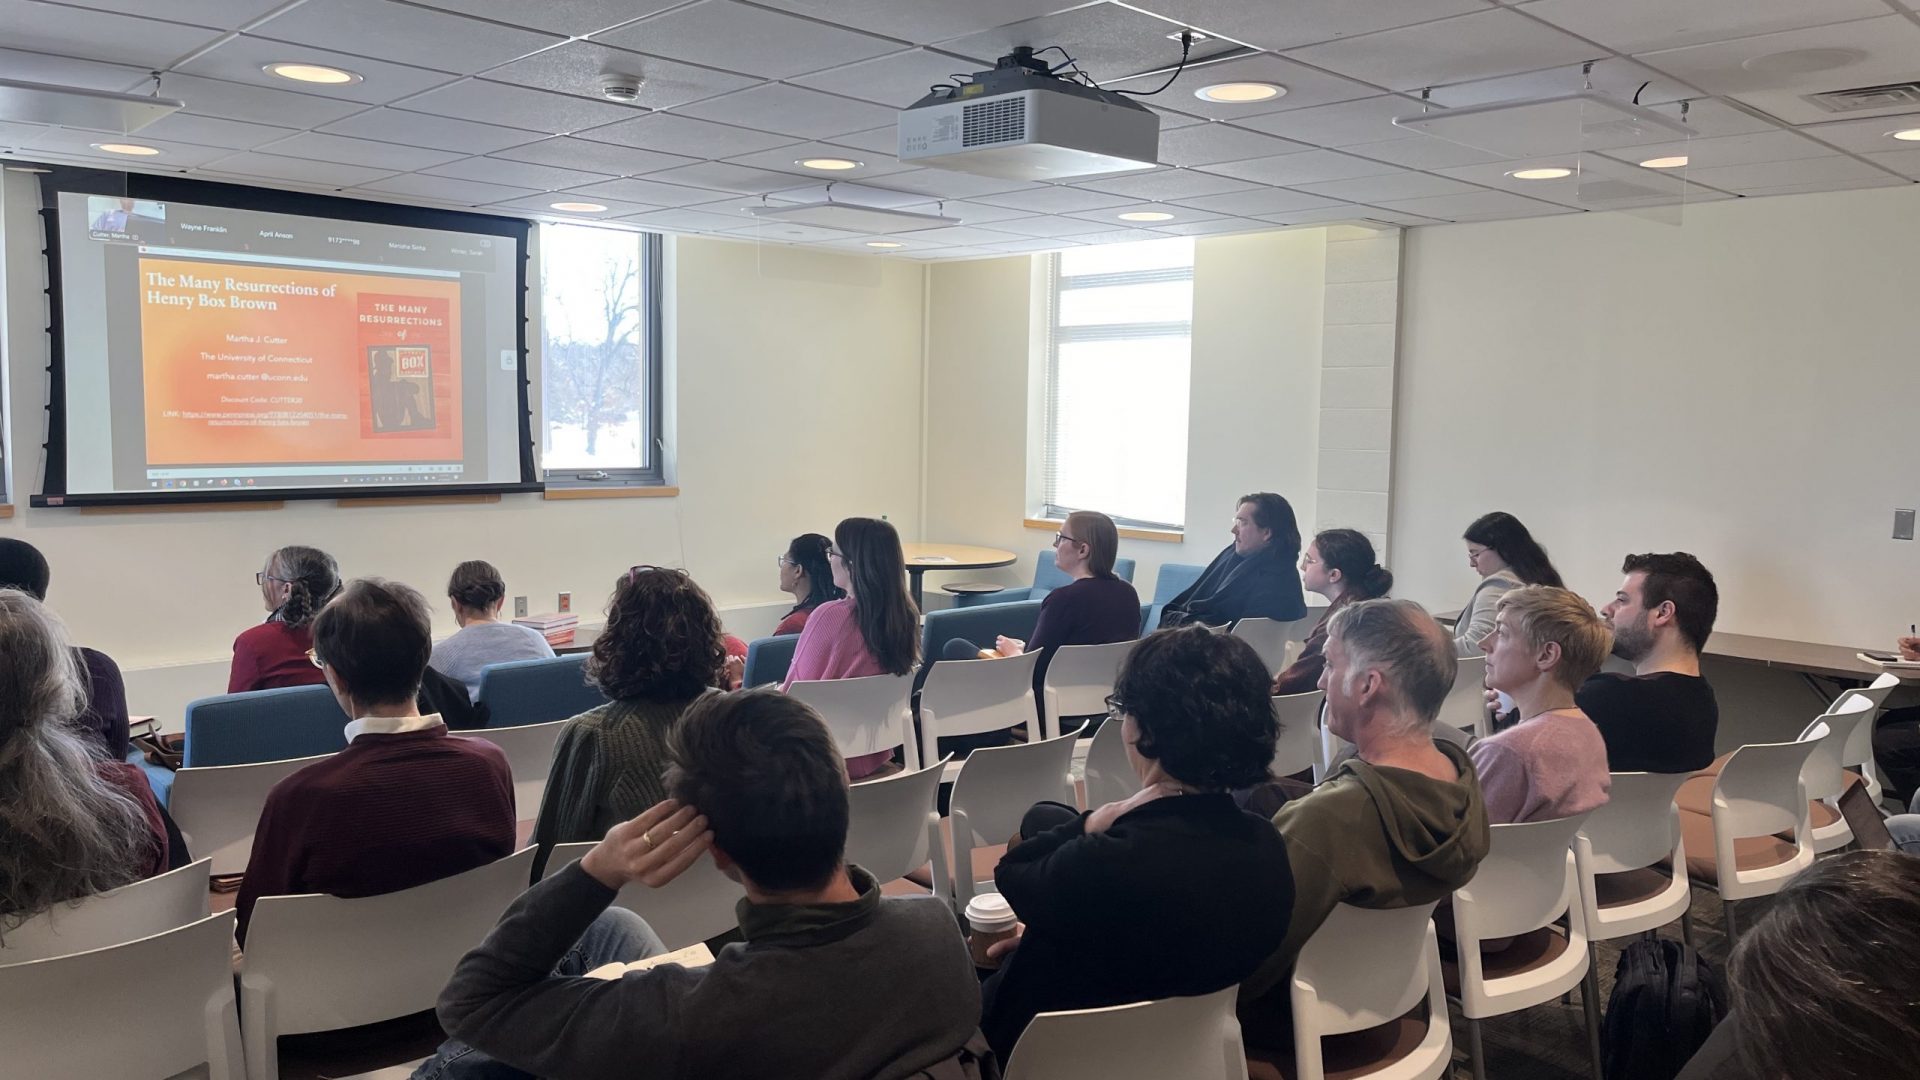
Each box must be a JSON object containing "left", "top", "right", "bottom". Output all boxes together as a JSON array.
[{"left": 138, "top": 256, "right": 463, "bottom": 465}]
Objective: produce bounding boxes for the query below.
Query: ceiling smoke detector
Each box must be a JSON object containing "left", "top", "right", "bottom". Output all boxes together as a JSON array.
[{"left": 598, "top": 72, "right": 645, "bottom": 103}]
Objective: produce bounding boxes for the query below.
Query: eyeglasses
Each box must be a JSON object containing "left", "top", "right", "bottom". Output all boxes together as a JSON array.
[
  {"left": 828, "top": 548, "right": 847, "bottom": 562},
  {"left": 1052, "top": 532, "right": 1081, "bottom": 547},
  {"left": 627, "top": 564, "right": 688, "bottom": 582},
  {"left": 1466, "top": 547, "right": 1491, "bottom": 561},
  {"left": 1104, "top": 694, "right": 1126, "bottom": 721},
  {"left": 255, "top": 572, "right": 289, "bottom": 585},
  {"left": 775, "top": 555, "right": 796, "bottom": 568},
  {"left": 306, "top": 647, "right": 326, "bottom": 670}
]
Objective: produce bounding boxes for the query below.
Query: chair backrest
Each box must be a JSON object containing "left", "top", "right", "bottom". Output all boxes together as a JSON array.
[
  {"left": 1003, "top": 986, "right": 1246, "bottom": 1080},
  {"left": 919, "top": 650, "right": 1043, "bottom": 764},
  {"left": 789, "top": 673, "right": 920, "bottom": 769},
  {"left": 542, "top": 841, "right": 746, "bottom": 951},
  {"left": 846, "top": 756, "right": 948, "bottom": 884},
  {"left": 921, "top": 600, "right": 1044, "bottom": 667},
  {"left": 1083, "top": 717, "right": 1140, "bottom": 809},
  {"left": 1291, "top": 902, "right": 1444, "bottom": 1043},
  {"left": 241, "top": 847, "right": 536, "bottom": 1038},
  {"left": 1144, "top": 562, "right": 1207, "bottom": 631},
  {"left": 1835, "top": 671, "right": 1899, "bottom": 772},
  {"left": 1577, "top": 772, "right": 1690, "bottom": 876},
  {"left": 1436, "top": 655, "right": 1489, "bottom": 736},
  {"left": 948, "top": 726, "right": 1082, "bottom": 905},
  {"left": 1715, "top": 736, "right": 1824, "bottom": 839},
  {"left": 1454, "top": 815, "right": 1588, "bottom": 943},
  {"left": 742, "top": 633, "right": 801, "bottom": 688},
  {"left": 183, "top": 684, "right": 346, "bottom": 767},
  {"left": 1031, "top": 550, "right": 1074, "bottom": 595},
  {"left": 476, "top": 654, "right": 606, "bottom": 728},
  {"left": 1796, "top": 695, "right": 1876, "bottom": 801},
  {"left": 0, "top": 859, "right": 212, "bottom": 965},
  {"left": 1042, "top": 639, "right": 1137, "bottom": 737},
  {"left": 468, "top": 720, "right": 567, "bottom": 820},
  {"left": 1230, "top": 617, "right": 1297, "bottom": 674},
  {"left": 0, "top": 912, "right": 242, "bottom": 1080},
  {"left": 1271, "top": 691, "right": 1325, "bottom": 779},
  {"left": 171, "top": 753, "right": 333, "bottom": 874}
]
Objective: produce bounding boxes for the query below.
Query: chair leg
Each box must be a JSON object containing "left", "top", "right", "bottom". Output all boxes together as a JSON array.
[
  {"left": 1680, "top": 904, "right": 1695, "bottom": 948},
  {"left": 1467, "top": 1017, "right": 1487, "bottom": 1080},
  {"left": 1582, "top": 944, "right": 1606, "bottom": 1080},
  {"left": 1722, "top": 898, "right": 1739, "bottom": 942}
]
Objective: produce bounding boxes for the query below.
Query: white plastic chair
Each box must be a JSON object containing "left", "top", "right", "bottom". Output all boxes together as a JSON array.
[
  {"left": 1272, "top": 691, "right": 1325, "bottom": 779},
  {"left": 1681, "top": 734, "right": 1823, "bottom": 939},
  {"left": 541, "top": 841, "right": 745, "bottom": 951},
  {"left": 1289, "top": 902, "right": 1451, "bottom": 1080},
  {"left": 846, "top": 756, "right": 950, "bottom": 887},
  {"left": 1436, "top": 655, "right": 1489, "bottom": 737},
  {"left": 240, "top": 847, "right": 537, "bottom": 1080},
  {"left": 1082, "top": 717, "right": 1140, "bottom": 810},
  {"left": 171, "top": 752, "right": 333, "bottom": 874},
  {"left": 0, "top": 858, "right": 211, "bottom": 965},
  {"left": 1575, "top": 773, "right": 1693, "bottom": 947},
  {"left": 945, "top": 725, "right": 1082, "bottom": 909},
  {"left": 1230, "top": 617, "right": 1297, "bottom": 674},
  {"left": 1835, "top": 671, "right": 1899, "bottom": 801},
  {"left": 0, "top": 912, "right": 243, "bottom": 1080},
  {"left": 1003, "top": 986, "right": 1245, "bottom": 1080},
  {"left": 1451, "top": 814, "right": 1598, "bottom": 1080},
  {"left": 1796, "top": 694, "right": 1877, "bottom": 852},
  {"left": 1041, "top": 639, "right": 1136, "bottom": 739},
  {"left": 789, "top": 673, "right": 920, "bottom": 770},
  {"left": 469, "top": 720, "right": 567, "bottom": 820},
  {"left": 919, "top": 650, "right": 1043, "bottom": 781},
  {"left": 1315, "top": 705, "right": 1353, "bottom": 786}
]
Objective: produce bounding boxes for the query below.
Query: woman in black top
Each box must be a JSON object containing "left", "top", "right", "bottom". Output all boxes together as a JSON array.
[{"left": 980, "top": 626, "right": 1295, "bottom": 1060}]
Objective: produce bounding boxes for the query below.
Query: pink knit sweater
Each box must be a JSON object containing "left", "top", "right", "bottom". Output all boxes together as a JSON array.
[
  {"left": 1468, "top": 708, "right": 1611, "bottom": 824},
  {"left": 782, "top": 598, "right": 894, "bottom": 778}
]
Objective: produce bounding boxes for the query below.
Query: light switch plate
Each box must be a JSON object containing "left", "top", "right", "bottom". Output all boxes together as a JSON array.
[
  {"left": 1896, "top": 509, "right": 1915, "bottom": 541},
  {"left": 514, "top": 595, "right": 529, "bottom": 617},
  {"left": 558, "top": 591, "right": 572, "bottom": 614}
]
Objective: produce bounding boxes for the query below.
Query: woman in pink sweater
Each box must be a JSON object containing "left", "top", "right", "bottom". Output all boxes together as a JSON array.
[
  {"left": 782, "top": 517, "right": 920, "bottom": 779},
  {"left": 1469, "top": 585, "right": 1613, "bottom": 824}
]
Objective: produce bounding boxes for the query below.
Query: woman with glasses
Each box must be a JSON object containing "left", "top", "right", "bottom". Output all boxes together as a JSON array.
[
  {"left": 782, "top": 517, "right": 920, "bottom": 779},
  {"left": 1455, "top": 512, "right": 1563, "bottom": 657},
  {"left": 1271, "top": 529, "right": 1393, "bottom": 695},
  {"left": 773, "top": 533, "right": 845, "bottom": 637},
  {"left": 529, "top": 566, "right": 730, "bottom": 877},
  {"left": 229, "top": 545, "right": 340, "bottom": 693}
]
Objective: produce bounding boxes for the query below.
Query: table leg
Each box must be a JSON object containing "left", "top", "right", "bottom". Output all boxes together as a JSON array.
[{"left": 908, "top": 567, "right": 925, "bottom": 610}]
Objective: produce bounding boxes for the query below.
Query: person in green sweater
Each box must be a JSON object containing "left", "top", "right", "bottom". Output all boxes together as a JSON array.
[{"left": 1239, "top": 598, "right": 1490, "bottom": 1051}]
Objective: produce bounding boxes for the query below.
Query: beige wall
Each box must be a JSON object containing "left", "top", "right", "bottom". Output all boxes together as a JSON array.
[{"left": 1391, "top": 184, "right": 1920, "bottom": 647}]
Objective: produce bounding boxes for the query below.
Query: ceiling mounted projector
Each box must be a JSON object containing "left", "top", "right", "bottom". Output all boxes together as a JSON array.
[
  {"left": 0, "top": 77, "right": 183, "bottom": 133},
  {"left": 899, "top": 47, "right": 1161, "bottom": 181}
]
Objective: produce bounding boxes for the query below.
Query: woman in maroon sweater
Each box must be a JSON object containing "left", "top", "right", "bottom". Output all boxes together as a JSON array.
[
  {"left": 229, "top": 545, "right": 339, "bottom": 694},
  {"left": 773, "top": 533, "right": 845, "bottom": 637},
  {"left": 1271, "top": 529, "right": 1393, "bottom": 696}
]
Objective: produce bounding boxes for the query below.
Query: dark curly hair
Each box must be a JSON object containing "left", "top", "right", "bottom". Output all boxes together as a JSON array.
[
  {"left": 1111, "top": 625, "right": 1277, "bottom": 790},
  {"left": 587, "top": 568, "right": 728, "bottom": 703}
]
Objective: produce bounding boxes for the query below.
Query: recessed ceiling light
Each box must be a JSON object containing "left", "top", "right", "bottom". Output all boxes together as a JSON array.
[
  {"left": 1194, "top": 82, "right": 1285, "bottom": 104},
  {"left": 797, "top": 157, "right": 862, "bottom": 171},
  {"left": 549, "top": 201, "right": 608, "bottom": 212},
  {"left": 1739, "top": 47, "right": 1866, "bottom": 76},
  {"left": 1890, "top": 128, "right": 1920, "bottom": 142},
  {"left": 1507, "top": 166, "right": 1573, "bottom": 180},
  {"left": 91, "top": 142, "right": 160, "bottom": 156},
  {"left": 866, "top": 241, "right": 904, "bottom": 249},
  {"left": 1118, "top": 210, "right": 1175, "bottom": 221},
  {"left": 1639, "top": 155, "right": 1689, "bottom": 169},
  {"left": 263, "top": 62, "right": 363, "bottom": 85}
]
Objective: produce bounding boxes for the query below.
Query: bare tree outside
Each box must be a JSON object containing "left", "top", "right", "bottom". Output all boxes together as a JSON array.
[{"left": 541, "top": 224, "right": 647, "bottom": 470}]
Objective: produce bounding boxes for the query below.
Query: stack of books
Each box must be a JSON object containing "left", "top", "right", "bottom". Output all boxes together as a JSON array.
[{"left": 515, "top": 612, "right": 579, "bottom": 647}]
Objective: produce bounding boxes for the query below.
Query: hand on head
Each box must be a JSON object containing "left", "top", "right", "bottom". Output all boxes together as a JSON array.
[
  {"left": 581, "top": 800, "right": 712, "bottom": 891},
  {"left": 1899, "top": 636, "right": 1920, "bottom": 662}
]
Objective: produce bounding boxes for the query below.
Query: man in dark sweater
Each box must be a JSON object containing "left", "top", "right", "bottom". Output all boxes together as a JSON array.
[
  {"left": 1159, "top": 492, "right": 1308, "bottom": 629},
  {"left": 428, "top": 690, "right": 984, "bottom": 1080},
  {"left": 1580, "top": 552, "right": 1720, "bottom": 774},
  {"left": 234, "top": 578, "right": 514, "bottom": 946}
]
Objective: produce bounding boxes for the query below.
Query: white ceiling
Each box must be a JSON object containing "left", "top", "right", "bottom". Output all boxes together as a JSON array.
[{"left": 3, "top": 0, "right": 1918, "bottom": 259}]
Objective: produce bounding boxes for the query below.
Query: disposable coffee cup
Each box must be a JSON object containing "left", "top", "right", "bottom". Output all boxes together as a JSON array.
[{"left": 965, "top": 893, "right": 1018, "bottom": 969}]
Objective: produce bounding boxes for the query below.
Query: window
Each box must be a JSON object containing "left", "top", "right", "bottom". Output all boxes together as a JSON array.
[
  {"left": 1040, "top": 237, "right": 1193, "bottom": 530},
  {"left": 538, "top": 223, "right": 663, "bottom": 484}
]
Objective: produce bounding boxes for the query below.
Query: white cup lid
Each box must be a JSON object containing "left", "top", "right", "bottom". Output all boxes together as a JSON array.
[{"left": 965, "top": 892, "right": 1016, "bottom": 929}]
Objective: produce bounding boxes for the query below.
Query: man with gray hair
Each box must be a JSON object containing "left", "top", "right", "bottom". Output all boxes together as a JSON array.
[{"left": 1239, "top": 599, "right": 1490, "bottom": 1047}]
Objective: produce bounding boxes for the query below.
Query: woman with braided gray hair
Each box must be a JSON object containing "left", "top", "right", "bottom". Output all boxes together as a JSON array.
[{"left": 228, "top": 545, "right": 340, "bottom": 693}]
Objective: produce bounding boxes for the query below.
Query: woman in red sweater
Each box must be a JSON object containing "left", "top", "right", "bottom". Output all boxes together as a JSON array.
[
  {"left": 773, "top": 533, "right": 846, "bottom": 637},
  {"left": 229, "top": 545, "right": 340, "bottom": 694}
]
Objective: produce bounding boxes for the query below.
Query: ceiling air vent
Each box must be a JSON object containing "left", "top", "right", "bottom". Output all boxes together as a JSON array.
[{"left": 1802, "top": 81, "right": 1920, "bottom": 114}]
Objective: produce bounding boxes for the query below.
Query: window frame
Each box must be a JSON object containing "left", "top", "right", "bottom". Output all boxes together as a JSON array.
[{"left": 538, "top": 227, "right": 666, "bottom": 489}]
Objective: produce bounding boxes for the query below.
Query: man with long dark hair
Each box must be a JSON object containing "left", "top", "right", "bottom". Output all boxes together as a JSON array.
[{"left": 1158, "top": 492, "right": 1308, "bottom": 629}]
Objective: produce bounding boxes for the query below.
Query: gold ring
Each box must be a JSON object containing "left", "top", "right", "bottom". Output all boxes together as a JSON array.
[{"left": 642, "top": 829, "right": 655, "bottom": 850}]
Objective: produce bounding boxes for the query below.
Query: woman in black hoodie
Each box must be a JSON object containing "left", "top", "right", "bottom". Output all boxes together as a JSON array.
[{"left": 1158, "top": 492, "right": 1308, "bottom": 629}]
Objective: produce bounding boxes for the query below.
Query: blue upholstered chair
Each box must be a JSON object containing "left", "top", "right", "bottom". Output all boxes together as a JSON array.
[
  {"left": 743, "top": 634, "right": 801, "bottom": 688},
  {"left": 476, "top": 654, "right": 607, "bottom": 729},
  {"left": 951, "top": 551, "right": 1138, "bottom": 608},
  {"left": 182, "top": 685, "right": 348, "bottom": 768},
  {"left": 1141, "top": 562, "right": 1207, "bottom": 634},
  {"left": 922, "top": 599, "right": 1045, "bottom": 661}
]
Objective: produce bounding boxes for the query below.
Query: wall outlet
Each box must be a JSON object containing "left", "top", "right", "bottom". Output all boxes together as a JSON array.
[
  {"left": 558, "top": 591, "right": 572, "bottom": 614},
  {"left": 514, "top": 595, "right": 529, "bottom": 618},
  {"left": 1896, "top": 509, "right": 1916, "bottom": 541}
]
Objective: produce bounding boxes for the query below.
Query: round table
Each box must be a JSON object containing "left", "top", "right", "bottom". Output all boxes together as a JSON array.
[{"left": 901, "top": 542, "right": 1019, "bottom": 609}]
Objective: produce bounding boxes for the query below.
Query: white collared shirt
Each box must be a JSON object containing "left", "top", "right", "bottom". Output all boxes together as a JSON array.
[{"left": 344, "top": 712, "right": 446, "bottom": 743}]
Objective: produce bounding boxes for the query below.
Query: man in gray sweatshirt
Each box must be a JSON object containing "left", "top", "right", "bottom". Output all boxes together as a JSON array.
[{"left": 422, "top": 690, "right": 984, "bottom": 1080}]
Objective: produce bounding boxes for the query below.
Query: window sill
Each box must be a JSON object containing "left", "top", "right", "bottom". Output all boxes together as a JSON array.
[
  {"left": 544, "top": 485, "right": 680, "bottom": 501},
  {"left": 0, "top": 505, "right": 13, "bottom": 519},
  {"left": 1024, "top": 516, "right": 1183, "bottom": 544}
]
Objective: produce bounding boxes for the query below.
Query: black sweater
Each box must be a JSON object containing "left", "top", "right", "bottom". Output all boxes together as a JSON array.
[{"left": 1159, "top": 543, "right": 1307, "bottom": 629}]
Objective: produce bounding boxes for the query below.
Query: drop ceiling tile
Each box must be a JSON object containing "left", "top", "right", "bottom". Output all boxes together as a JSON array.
[
  {"left": 1157, "top": 123, "right": 1308, "bottom": 166},
  {"left": 860, "top": 167, "right": 1036, "bottom": 200},
  {"left": 1633, "top": 18, "right": 1920, "bottom": 121},
  {"left": 259, "top": 131, "right": 466, "bottom": 171},
  {"left": 176, "top": 34, "right": 455, "bottom": 105},
  {"left": 888, "top": 224, "right": 1028, "bottom": 246},
  {"left": 595, "top": 1, "right": 898, "bottom": 80},
  {"left": 1863, "top": 148, "right": 1920, "bottom": 178},
  {"left": 1681, "top": 155, "right": 1899, "bottom": 193},
  {"left": 422, "top": 156, "right": 613, "bottom": 191},
  {"left": 1343, "top": 135, "right": 1509, "bottom": 170},
  {"left": 21, "top": 128, "right": 233, "bottom": 167},
  {"left": 813, "top": 233, "right": 952, "bottom": 254},
  {"left": 985, "top": 215, "right": 1128, "bottom": 238},
  {"left": 938, "top": 4, "right": 1237, "bottom": 74},
  {"left": 150, "top": 73, "right": 369, "bottom": 127},
  {"left": 645, "top": 161, "right": 815, "bottom": 194},
  {"left": 492, "top": 136, "right": 699, "bottom": 176},
  {"left": 494, "top": 194, "right": 661, "bottom": 218},
  {"left": 1294, "top": 171, "right": 1485, "bottom": 201},
  {"left": 58, "top": 0, "right": 287, "bottom": 29},
  {"left": 1062, "top": 227, "right": 1174, "bottom": 246},
  {"left": 1795, "top": 111, "right": 1920, "bottom": 154},
  {"left": 1175, "top": 187, "right": 1351, "bottom": 216},
  {"left": 1077, "top": 167, "right": 1261, "bottom": 200},
  {"left": 568, "top": 176, "right": 743, "bottom": 206},
  {"left": 320, "top": 108, "right": 545, "bottom": 154},
  {"left": 1518, "top": 0, "right": 1889, "bottom": 56},
  {"left": 201, "top": 150, "right": 399, "bottom": 187},
  {"left": 1607, "top": 129, "right": 1839, "bottom": 170},
  {"left": 792, "top": 48, "right": 990, "bottom": 109},
  {"left": 1133, "top": 0, "right": 1492, "bottom": 52},
  {"left": 676, "top": 84, "right": 899, "bottom": 140},
  {"left": 1205, "top": 149, "right": 1402, "bottom": 186},
  {"left": 832, "top": 126, "right": 908, "bottom": 156},
  {"left": 901, "top": 245, "right": 999, "bottom": 260},
  {"left": 1434, "top": 153, "right": 1716, "bottom": 206},
  {"left": 1234, "top": 95, "right": 1429, "bottom": 147},
  {"left": 721, "top": 141, "right": 915, "bottom": 181},
  {"left": 1581, "top": 98, "right": 1780, "bottom": 145},
  {"left": 1063, "top": 202, "right": 1225, "bottom": 225},
  {"left": 1737, "top": 175, "right": 1912, "bottom": 197},
  {"left": 0, "top": 0, "right": 226, "bottom": 69},
  {"left": 761, "top": 181, "right": 932, "bottom": 209},
  {"left": 0, "top": 120, "right": 51, "bottom": 148},
  {"left": 981, "top": 237, "right": 1078, "bottom": 253},
  {"left": 895, "top": 198, "right": 1032, "bottom": 224},
  {"left": 1353, "top": 209, "right": 1446, "bottom": 226},
  {"left": 128, "top": 113, "right": 300, "bottom": 151},
  {"left": 397, "top": 80, "right": 640, "bottom": 135},
  {"left": 0, "top": 47, "right": 149, "bottom": 92},
  {"left": 357, "top": 172, "right": 541, "bottom": 205},
  {"left": 1284, "top": 8, "right": 1600, "bottom": 92},
  {"left": 248, "top": 0, "right": 562, "bottom": 75},
  {"left": 481, "top": 42, "right": 757, "bottom": 111},
  {"left": 724, "top": 221, "right": 868, "bottom": 243},
  {"left": 617, "top": 205, "right": 759, "bottom": 232},
  {"left": 1252, "top": 204, "right": 1392, "bottom": 225},
  {"left": 1105, "top": 52, "right": 1379, "bottom": 120},
  {"left": 1372, "top": 188, "right": 1571, "bottom": 219},
  {"left": 1151, "top": 216, "right": 1278, "bottom": 236},
  {"left": 575, "top": 114, "right": 795, "bottom": 160},
  {"left": 407, "top": 0, "right": 680, "bottom": 36},
  {"left": 1422, "top": 59, "right": 1692, "bottom": 110},
  {"left": 975, "top": 185, "right": 1132, "bottom": 214}
]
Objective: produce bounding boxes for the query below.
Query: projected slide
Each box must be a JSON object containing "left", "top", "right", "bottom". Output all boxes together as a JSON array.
[{"left": 52, "top": 190, "right": 527, "bottom": 499}]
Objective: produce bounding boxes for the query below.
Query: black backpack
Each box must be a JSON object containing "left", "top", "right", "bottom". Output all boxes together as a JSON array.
[{"left": 1602, "top": 938, "right": 1729, "bottom": 1080}]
